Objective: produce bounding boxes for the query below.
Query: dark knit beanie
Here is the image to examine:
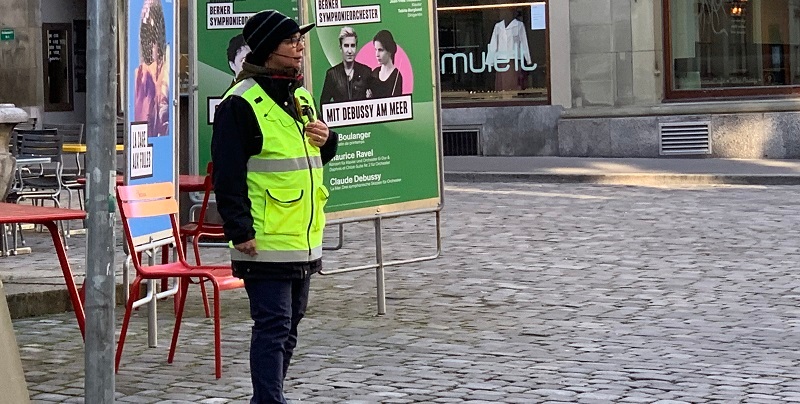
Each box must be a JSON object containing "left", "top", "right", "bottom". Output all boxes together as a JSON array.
[{"left": 242, "top": 10, "right": 315, "bottom": 65}]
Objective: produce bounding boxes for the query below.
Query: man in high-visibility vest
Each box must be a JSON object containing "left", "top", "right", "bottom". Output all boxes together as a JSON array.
[{"left": 211, "top": 9, "right": 338, "bottom": 403}]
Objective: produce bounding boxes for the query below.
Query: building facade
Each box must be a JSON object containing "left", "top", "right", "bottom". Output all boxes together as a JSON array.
[
  {"left": 5, "top": 0, "right": 800, "bottom": 158},
  {"left": 442, "top": 0, "right": 800, "bottom": 158}
]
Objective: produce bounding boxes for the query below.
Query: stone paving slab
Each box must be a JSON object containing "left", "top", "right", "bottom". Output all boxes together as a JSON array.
[
  {"left": 445, "top": 172, "right": 800, "bottom": 186},
  {"left": 444, "top": 156, "right": 800, "bottom": 175},
  {"left": 6, "top": 156, "right": 800, "bottom": 317},
  {"left": 443, "top": 157, "right": 800, "bottom": 185},
  {"left": 10, "top": 182, "right": 800, "bottom": 402}
]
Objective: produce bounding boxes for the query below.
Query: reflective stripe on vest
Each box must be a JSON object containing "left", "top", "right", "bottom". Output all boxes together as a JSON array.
[
  {"left": 230, "top": 246, "right": 323, "bottom": 262},
  {"left": 223, "top": 79, "right": 328, "bottom": 263},
  {"left": 247, "top": 155, "right": 323, "bottom": 172}
]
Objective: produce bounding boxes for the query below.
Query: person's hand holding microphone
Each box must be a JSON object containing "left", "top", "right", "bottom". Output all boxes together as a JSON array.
[{"left": 301, "top": 106, "right": 329, "bottom": 147}]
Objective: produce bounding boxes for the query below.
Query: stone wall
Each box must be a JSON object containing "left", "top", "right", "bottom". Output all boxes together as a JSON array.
[
  {"left": 0, "top": 0, "right": 42, "bottom": 109},
  {"left": 442, "top": 105, "right": 563, "bottom": 156},
  {"left": 443, "top": 105, "right": 800, "bottom": 158},
  {"left": 558, "top": 112, "right": 800, "bottom": 158}
]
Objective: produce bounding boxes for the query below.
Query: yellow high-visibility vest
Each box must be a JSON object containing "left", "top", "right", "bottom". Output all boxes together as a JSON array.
[{"left": 223, "top": 79, "right": 328, "bottom": 263}]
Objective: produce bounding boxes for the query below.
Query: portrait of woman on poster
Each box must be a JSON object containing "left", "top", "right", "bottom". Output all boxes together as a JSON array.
[{"left": 370, "top": 29, "right": 403, "bottom": 98}]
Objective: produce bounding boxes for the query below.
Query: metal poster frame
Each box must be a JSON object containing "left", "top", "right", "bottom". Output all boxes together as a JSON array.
[
  {"left": 123, "top": 0, "right": 181, "bottom": 347},
  {"left": 186, "top": 0, "right": 443, "bottom": 315},
  {"left": 303, "top": 0, "right": 445, "bottom": 314}
]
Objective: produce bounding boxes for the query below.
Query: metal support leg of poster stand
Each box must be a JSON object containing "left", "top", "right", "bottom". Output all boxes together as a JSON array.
[
  {"left": 374, "top": 217, "right": 386, "bottom": 314},
  {"left": 323, "top": 223, "right": 344, "bottom": 251},
  {"left": 320, "top": 209, "right": 442, "bottom": 315}
]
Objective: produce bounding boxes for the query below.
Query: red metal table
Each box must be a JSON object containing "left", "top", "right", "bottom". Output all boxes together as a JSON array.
[
  {"left": 78, "top": 176, "right": 204, "bottom": 190},
  {"left": 0, "top": 203, "right": 87, "bottom": 338},
  {"left": 179, "top": 174, "right": 206, "bottom": 192}
]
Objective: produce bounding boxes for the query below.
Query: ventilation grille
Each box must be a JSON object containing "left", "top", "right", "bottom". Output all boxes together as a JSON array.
[
  {"left": 443, "top": 128, "right": 480, "bottom": 156},
  {"left": 659, "top": 121, "right": 711, "bottom": 155}
]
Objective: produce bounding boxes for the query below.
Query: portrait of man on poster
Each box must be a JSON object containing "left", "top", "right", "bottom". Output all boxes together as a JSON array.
[
  {"left": 320, "top": 26, "right": 373, "bottom": 105},
  {"left": 227, "top": 34, "right": 250, "bottom": 79}
]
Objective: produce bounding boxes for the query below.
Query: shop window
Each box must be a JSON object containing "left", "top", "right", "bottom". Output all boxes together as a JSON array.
[
  {"left": 73, "top": 20, "right": 87, "bottom": 93},
  {"left": 42, "top": 23, "right": 74, "bottom": 111},
  {"left": 666, "top": 0, "right": 800, "bottom": 98},
  {"left": 437, "top": 1, "right": 549, "bottom": 106}
]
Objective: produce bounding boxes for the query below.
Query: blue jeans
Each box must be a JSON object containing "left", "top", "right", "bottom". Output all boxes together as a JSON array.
[{"left": 244, "top": 277, "right": 310, "bottom": 404}]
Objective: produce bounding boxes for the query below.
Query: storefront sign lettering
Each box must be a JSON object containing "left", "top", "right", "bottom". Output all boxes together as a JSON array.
[{"left": 440, "top": 45, "right": 537, "bottom": 74}]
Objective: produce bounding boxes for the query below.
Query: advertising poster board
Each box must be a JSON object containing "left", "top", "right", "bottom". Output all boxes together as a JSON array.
[
  {"left": 127, "top": 0, "right": 177, "bottom": 243},
  {"left": 193, "top": 0, "right": 299, "bottom": 173},
  {"left": 305, "top": 0, "right": 442, "bottom": 221}
]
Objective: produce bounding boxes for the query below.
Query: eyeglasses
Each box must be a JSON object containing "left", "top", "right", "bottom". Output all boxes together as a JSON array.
[{"left": 281, "top": 35, "right": 305, "bottom": 48}]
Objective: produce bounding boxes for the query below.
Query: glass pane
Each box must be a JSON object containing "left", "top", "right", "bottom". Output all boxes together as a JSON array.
[
  {"left": 73, "top": 20, "right": 87, "bottom": 93},
  {"left": 439, "top": 0, "right": 531, "bottom": 6},
  {"left": 670, "top": 0, "right": 800, "bottom": 91},
  {"left": 44, "top": 26, "right": 71, "bottom": 107},
  {"left": 438, "top": 2, "right": 549, "bottom": 104}
]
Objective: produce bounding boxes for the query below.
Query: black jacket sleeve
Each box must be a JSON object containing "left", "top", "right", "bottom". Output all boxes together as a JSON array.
[
  {"left": 211, "top": 96, "right": 260, "bottom": 245},
  {"left": 321, "top": 130, "right": 338, "bottom": 165}
]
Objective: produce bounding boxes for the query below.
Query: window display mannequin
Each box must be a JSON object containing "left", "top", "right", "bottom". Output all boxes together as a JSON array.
[{"left": 486, "top": 9, "right": 531, "bottom": 92}]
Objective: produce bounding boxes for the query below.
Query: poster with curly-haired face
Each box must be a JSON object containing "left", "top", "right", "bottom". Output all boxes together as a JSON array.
[
  {"left": 133, "top": 0, "right": 170, "bottom": 138},
  {"left": 127, "top": 0, "right": 176, "bottom": 240}
]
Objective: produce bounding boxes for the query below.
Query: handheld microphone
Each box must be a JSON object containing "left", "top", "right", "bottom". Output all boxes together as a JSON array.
[
  {"left": 295, "top": 94, "right": 315, "bottom": 122},
  {"left": 301, "top": 105, "right": 315, "bottom": 122}
]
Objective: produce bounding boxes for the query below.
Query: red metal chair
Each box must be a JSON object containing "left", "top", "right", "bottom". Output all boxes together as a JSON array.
[
  {"left": 180, "top": 162, "right": 226, "bottom": 317},
  {"left": 115, "top": 181, "right": 243, "bottom": 379},
  {"left": 181, "top": 162, "right": 226, "bottom": 265}
]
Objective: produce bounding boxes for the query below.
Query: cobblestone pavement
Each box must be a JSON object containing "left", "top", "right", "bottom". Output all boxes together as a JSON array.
[{"left": 12, "top": 182, "right": 800, "bottom": 403}]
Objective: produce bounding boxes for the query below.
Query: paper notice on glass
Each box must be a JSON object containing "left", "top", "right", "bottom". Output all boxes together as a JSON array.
[{"left": 531, "top": 3, "right": 546, "bottom": 30}]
